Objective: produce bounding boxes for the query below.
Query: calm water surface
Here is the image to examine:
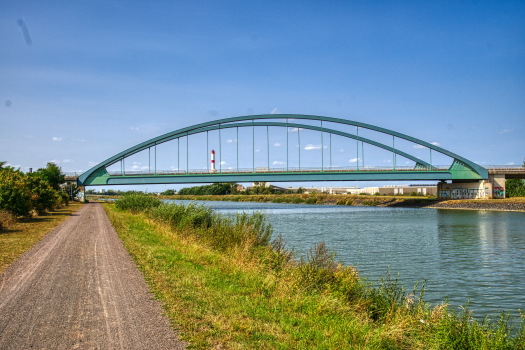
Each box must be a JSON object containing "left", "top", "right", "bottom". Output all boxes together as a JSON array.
[{"left": 172, "top": 200, "right": 525, "bottom": 319}]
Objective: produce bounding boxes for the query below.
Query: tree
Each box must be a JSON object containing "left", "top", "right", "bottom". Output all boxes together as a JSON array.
[
  {"left": 506, "top": 179, "right": 525, "bottom": 198},
  {"left": 296, "top": 187, "right": 304, "bottom": 194},
  {"left": 33, "top": 162, "right": 64, "bottom": 190}
]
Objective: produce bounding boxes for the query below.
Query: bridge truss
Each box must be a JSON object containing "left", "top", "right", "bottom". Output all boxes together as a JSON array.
[{"left": 77, "top": 114, "right": 488, "bottom": 186}]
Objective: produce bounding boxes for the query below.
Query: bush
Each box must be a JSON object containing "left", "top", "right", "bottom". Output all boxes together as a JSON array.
[
  {"left": 0, "top": 170, "right": 33, "bottom": 217},
  {"left": 115, "top": 193, "right": 162, "bottom": 212},
  {"left": 0, "top": 210, "right": 16, "bottom": 230},
  {"left": 305, "top": 196, "right": 317, "bottom": 204}
]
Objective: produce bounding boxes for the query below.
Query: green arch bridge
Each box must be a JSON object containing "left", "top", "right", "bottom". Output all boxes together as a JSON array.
[{"left": 77, "top": 114, "right": 488, "bottom": 187}]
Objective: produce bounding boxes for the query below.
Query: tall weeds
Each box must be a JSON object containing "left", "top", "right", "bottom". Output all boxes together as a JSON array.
[{"left": 113, "top": 193, "right": 524, "bottom": 349}]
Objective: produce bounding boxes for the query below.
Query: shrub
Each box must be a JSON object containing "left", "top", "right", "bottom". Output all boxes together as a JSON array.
[
  {"left": 115, "top": 193, "right": 162, "bottom": 212},
  {"left": 0, "top": 210, "right": 16, "bottom": 230},
  {"left": 305, "top": 196, "right": 317, "bottom": 204},
  {"left": 0, "top": 170, "right": 32, "bottom": 217}
]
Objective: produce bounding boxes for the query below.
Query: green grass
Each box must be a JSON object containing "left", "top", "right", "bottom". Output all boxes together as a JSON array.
[
  {"left": 104, "top": 194, "right": 525, "bottom": 349},
  {"left": 0, "top": 202, "right": 83, "bottom": 273}
]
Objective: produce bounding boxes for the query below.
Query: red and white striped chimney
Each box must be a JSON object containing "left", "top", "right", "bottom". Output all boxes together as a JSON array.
[{"left": 211, "top": 150, "right": 216, "bottom": 171}]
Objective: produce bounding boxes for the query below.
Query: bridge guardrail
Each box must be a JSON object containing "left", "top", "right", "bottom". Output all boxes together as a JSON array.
[{"left": 106, "top": 165, "right": 454, "bottom": 177}]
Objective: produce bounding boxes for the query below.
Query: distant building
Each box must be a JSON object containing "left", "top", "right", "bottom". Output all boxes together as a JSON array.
[{"left": 361, "top": 184, "right": 437, "bottom": 196}]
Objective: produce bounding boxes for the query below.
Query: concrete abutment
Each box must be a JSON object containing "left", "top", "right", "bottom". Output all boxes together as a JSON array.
[{"left": 437, "top": 175, "right": 506, "bottom": 200}]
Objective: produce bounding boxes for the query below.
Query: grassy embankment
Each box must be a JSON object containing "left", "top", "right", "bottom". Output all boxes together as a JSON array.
[
  {"left": 172, "top": 193, "right": 438, "bottom": 207},
  {"left": 0, "top": 201, "right": 83, "bottom": 273},
  {"left": 104, "top": 193, "right": 524, "bottom": 349}
]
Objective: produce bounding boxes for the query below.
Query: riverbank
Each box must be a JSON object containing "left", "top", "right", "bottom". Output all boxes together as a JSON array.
[
  {"left": 166, "top": 194, "right": 525, "bottom": 212},
  {"left": 102, "top": 194, "right": 524, "bottom": 349}
]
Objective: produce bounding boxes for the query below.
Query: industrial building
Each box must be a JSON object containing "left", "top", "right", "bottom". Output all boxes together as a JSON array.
[{"left": 361, "top": 184, "right": 437, "bottom": 196}]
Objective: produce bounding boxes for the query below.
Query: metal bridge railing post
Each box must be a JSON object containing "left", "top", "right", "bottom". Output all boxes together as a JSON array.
[
  {"left": 330, "top": 133, "right": 332, "bottom": 170},
  {"left": 252, "top": 121, "right": 255, "bottom": 173},
  {"left": 286, "top": 119, "right": 289, "bottom": 173},
  {"left": 237, "top": 127, "right": 239, "bottom": 172},
  {"left": 356, "top": 127, "right": 359, "bottom": 172},
  {"left": 267, "top": 125, "right": 269, "bottom": 172},
  {"left": 186, "top": 133, "right": 189, "bottom": 175},
  {"left": 298, "top": 127, "right": 301, "bottom": 171},
  {"left": 219, "top": 124, "right": 222, "bottom": 174},
  {"left": 155, "top": 143, "right": 157, "bottom": 175},
  {"left": 321, "top": 121, "right": 324, "bottom": 172},
  {"left": 393, "top": 136, "right": 395, "bottom": 171}
]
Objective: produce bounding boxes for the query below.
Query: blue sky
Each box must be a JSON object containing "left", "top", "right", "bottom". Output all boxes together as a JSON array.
[{"left": 1, "top": 0, "right": 524, "bottom": 191}]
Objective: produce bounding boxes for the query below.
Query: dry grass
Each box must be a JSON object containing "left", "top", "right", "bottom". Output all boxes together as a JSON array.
[{"left": 0, "top": 202, "right": 83, "bottom": 273}]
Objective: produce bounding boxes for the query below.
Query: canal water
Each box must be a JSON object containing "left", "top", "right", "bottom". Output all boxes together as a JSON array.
[{"left": 172, "top": 200, "right": 525, "bottom": 319}]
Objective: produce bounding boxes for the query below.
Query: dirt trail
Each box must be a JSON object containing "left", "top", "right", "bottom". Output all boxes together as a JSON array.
[{"left": 0, "top": 202, "right": 186, "bottom": 350}]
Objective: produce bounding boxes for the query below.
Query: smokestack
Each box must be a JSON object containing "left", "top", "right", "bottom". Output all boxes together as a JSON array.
[{"left": 211, "top": 150, "right": 216, "bottom": 172}]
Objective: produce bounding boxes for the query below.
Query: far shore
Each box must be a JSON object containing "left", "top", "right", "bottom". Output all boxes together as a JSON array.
[{"left": 87, "top": 193, "right": 525, "bottom": 212}]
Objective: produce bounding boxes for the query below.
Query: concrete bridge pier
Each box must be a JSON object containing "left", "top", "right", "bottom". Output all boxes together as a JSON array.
[{"left": 437, "top": 175, "right": 506, "bottom": 200}]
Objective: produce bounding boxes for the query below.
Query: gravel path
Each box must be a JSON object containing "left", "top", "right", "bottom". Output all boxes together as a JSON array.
[{"left": 0, "top": 202, "right": 186, "bottom": 350}]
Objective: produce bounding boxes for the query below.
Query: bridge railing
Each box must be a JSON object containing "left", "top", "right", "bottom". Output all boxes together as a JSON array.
[{"left": 107, "top": 165, "right": 451, "bottom": 177}]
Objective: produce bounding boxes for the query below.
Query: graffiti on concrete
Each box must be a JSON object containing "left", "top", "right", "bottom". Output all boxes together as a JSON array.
[
  {"left": 494, "top": 187, "right": 505, "bottom": 198},
  {"left": 439, "top": 188, "right": 487, "bottom": 199},
  {"left": 438, "top": 190, "right": 451, "bottom": 199}
]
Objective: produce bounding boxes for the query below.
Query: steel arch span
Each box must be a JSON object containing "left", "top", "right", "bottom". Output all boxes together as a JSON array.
[{"left": 77, "top": 114, "right": 488, "bottom": 186}]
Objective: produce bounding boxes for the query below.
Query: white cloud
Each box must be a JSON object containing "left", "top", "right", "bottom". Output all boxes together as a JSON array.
[
  {"left": 130, "top": 127, "right": 140, "bottom": 131},
  {"left": 226, "top": 139, "right": 234, "bottom": 143},
  {"left": 413, "top": 145, "right": 426, "bottom": 149},
  {"left": 52, "top": 137, "right": 62, "bottom": 141},
  {"left": 50, "top": 159, "right": 60, "bottom": 164},
  {"left": 339, "top": 149, "right": 344, "bottom": 152},
  {"left": 254, "top": 149, "right": 260, "bottom": 153},
  {"left": 348, "top": 158, "right": 359, "bottom": 163},
  {"left": 431, "top": 142, "right": 440, "bottom": 146},
  {"left": 500, "top": 129, "right": 513, "bottom": 134},
  {"left": 62, "top": 159, "right": 72, "bottom": 163},
  {"left": 133, "top": 162, "right": 141, "bottom": 165},
  {"left": 273, "top": 161, "right": 285, "bottom": 165},
  {"left": 270, "top": 108, "right": 280, "bottom": 114},
  {"left": 506, "top": 162, "right": 515, "bottom": 165},
  {"left": 274, "top": 142, "right": 281, "bottom": 147},
  {"left": 323, "top": 145, "right": 328, "bottom": 149},
  {"left": 383, "top": 159, "right": 392, "bottom": 163},
  {"left": 77, "top": 139, "right": 85, "bottom": 143},
  {"left": 221, "top": 161, "right": 227, "bottom": 165},
  {"left": 288, "top": 127, "right": 299, "bottom": 132},
  {"left": 228, "top": 167, "right": 233, "bottom": 170},
  {"left": 88, "top": 161, "right": 98, "bottom": 166},
  {"left": 304, "top": 144, "right": 321, "bottom": 150}
]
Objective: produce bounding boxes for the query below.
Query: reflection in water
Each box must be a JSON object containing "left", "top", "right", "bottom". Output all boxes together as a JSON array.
[{"left": 171, "top": 200, "right": 525, "bottom": 319}]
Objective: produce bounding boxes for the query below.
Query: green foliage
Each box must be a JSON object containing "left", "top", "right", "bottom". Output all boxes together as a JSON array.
[
  {"left": 0, "top": 161, "right": 68, "bottom": 217},
  {"left": 296, "top": 187, "right": 304, "bottom": 194},
  {"left": 32, "top": 162, "right": 65, "bottom": 190},
  {"left": 161, "top": 189, "right": 176, "bottom": 195},
  {"left": 506, "top": 179, "right": 525, "bottom": 198},
  {"left": 25, "top": 175, "right": 59, "bottom": 213},
  {"left": 107, "top": 197, "right": 525, "bottom": 349},
  {"left": 115, "top": 195, "right": 272, "bottom": 251},
  {"left": 178, "top": 183, "right": 234, "bottom": 195},
  {"left": 114, "top": 193, "right": 162, "bottom": 212},
  {"left": 0, "top": 169, "right": 33, "bottom": 216}
]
